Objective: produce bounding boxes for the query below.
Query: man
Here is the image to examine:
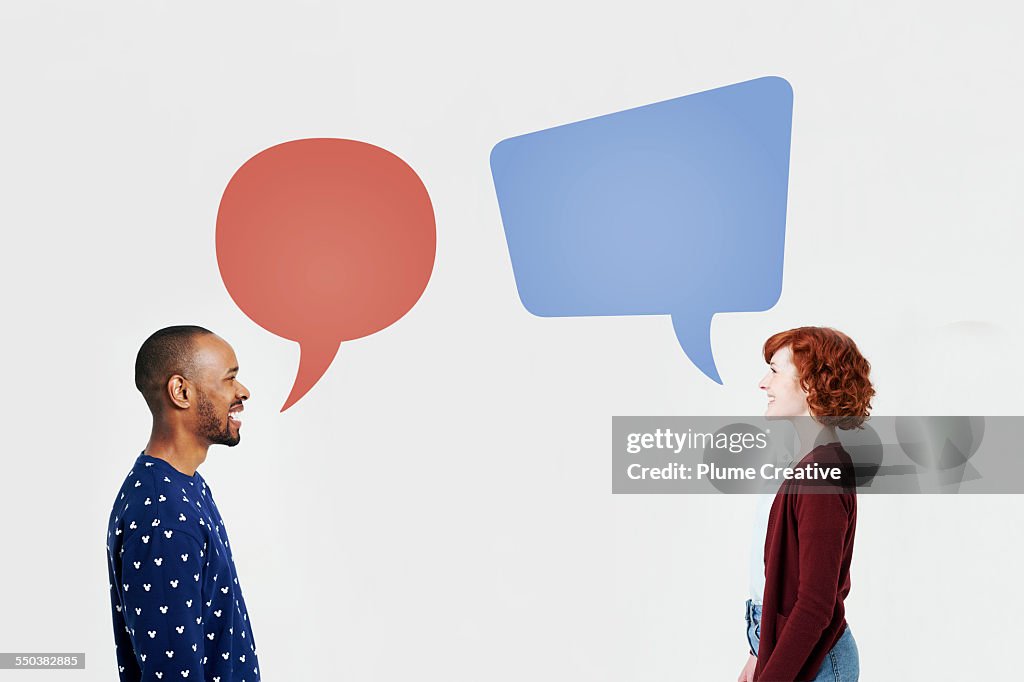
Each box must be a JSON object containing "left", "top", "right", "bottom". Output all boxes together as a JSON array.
[{"left": 106, "top": 325, "right": 260, "bottom": 681}]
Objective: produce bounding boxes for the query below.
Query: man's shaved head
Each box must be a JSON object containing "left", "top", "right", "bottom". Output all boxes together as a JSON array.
[{"left": 135, "top": 325, "right": 214, "bottom": 410}]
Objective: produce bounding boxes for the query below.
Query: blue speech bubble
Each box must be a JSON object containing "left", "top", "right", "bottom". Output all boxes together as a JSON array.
[{"left": 490, "top": 76, "right": 793, "bottom": 382}]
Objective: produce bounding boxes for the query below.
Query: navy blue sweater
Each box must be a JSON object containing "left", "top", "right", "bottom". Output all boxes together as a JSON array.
[{"left": 106, "top": 453, "right": 261, "bottom": 681}]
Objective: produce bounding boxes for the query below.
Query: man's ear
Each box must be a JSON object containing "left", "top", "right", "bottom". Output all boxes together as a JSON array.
[{"left": 167, "top": 375, "right": 192, "bottom": 409}]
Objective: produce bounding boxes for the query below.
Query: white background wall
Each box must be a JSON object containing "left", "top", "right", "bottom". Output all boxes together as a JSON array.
[{"left": 1, "top": 1, "right": 1021, "bottom": 679}]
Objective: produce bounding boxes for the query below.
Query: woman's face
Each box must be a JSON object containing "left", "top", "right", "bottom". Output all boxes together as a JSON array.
[{"left": 759, "top": 345, "right": 811, "bottom": 418}]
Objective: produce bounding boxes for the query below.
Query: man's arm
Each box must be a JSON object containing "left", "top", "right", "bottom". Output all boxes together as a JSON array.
[{"left": 120, "top": 528, "right": 206, "bottom": 681}]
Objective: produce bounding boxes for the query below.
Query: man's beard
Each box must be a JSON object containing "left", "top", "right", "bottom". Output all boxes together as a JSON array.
[{"left": 196, "top": 388, "right": 240, "bottom": 446}]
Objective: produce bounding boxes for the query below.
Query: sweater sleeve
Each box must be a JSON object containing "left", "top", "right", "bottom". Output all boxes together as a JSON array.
[
  {"left": 120, "top": 528, "right": 207, "bottom": 681},
  {"left": 757, "top": 491, "right": 851, "bottom": 681}
]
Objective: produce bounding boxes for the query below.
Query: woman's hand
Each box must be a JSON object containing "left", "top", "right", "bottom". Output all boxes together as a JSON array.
[{"left": 737, "top": 653, "right": 757, "bottom": 682}]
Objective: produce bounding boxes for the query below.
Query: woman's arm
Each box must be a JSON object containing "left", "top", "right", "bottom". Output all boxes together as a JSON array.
[{"left": 756, "top": 492, "right": 852, "bottom": 681}]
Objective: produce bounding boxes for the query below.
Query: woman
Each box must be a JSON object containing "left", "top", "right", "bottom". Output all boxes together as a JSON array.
[{"left": 738, "top": 327, "right": 874, "bottom": 682}]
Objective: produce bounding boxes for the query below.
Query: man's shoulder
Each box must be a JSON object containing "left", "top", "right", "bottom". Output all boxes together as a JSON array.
[
  {"left": 110, "top": 462, "right": 210, "bottom": 546},
  {"left": 116, "top": 462, "right": 194, "bottom": 503}
]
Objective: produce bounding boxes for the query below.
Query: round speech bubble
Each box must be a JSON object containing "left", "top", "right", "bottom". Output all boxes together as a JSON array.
[{"left": 216, "top": 138, "right": 436, "bottom": 411}]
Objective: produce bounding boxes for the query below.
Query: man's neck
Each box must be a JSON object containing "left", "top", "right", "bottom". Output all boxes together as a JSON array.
[{"left": 144, "top": 426, "right": 209, "bottom": 477}]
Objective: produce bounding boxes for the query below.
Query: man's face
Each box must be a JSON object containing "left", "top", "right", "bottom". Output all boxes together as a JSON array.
[{"left": 189, "top": 335, "right": 250, "bottom": 446}]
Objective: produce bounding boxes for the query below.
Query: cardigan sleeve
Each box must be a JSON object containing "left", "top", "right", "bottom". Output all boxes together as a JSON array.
[{"left": 757, "top": 490, "right": 852, "bottom": 681}]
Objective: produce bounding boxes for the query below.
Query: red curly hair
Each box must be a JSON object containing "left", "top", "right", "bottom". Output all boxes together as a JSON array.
[{"left": 763, "top": 327, "right": 875, "bottom": 429}]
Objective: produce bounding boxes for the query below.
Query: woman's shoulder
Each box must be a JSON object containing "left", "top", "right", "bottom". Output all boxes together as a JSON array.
[
  {"left": 796, "top": 441, "right": 852, "bottom": 465},
  {"left": 781, "top": 442, "right": 858, "bottom": 496}
]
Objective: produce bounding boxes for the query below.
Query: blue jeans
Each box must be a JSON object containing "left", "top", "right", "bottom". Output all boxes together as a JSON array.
[{"left": 745, "top": 599, "right": 860, "bottom": 681}]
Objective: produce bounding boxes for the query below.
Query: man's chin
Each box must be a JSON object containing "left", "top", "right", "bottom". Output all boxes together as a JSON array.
[
  {"left": 211, "top": 431, "right": 241, "bottom": 447},
  {"left": 223, "top": 421, "right": 241, "bottom": 446}
]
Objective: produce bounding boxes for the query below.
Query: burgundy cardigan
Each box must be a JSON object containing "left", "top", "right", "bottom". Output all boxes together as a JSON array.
[{"left": 754, "top": 442, "right": 857, "bottom": 682}]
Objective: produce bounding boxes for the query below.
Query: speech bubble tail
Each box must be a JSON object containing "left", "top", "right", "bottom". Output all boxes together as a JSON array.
[
  {"left": 281, "top": 339, "right": 341, "bottom": 412},
  {"left": 671, "top": 312, "right": 722, "bottom": 384}
]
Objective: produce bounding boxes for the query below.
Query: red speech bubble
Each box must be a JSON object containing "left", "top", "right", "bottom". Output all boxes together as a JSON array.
[{"left": 216, "top": 138, "right": 436, "bottom": 411}]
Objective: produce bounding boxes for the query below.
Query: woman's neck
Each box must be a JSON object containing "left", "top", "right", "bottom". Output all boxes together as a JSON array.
[{"left": 793, "top": 417, "right": 838, "bottom": 459}]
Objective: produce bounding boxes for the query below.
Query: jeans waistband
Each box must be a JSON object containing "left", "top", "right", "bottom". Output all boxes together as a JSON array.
[{"left": 745, "top": 598, "right": 763, "bottom": 623}]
